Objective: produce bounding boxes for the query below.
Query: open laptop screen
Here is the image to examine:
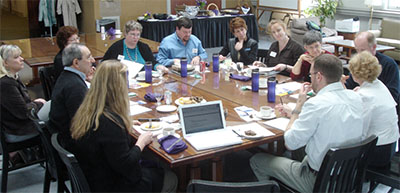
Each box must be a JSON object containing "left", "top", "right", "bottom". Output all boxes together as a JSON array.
[{"left": 181, "top": 102, "right": 224, "bottom": 134}]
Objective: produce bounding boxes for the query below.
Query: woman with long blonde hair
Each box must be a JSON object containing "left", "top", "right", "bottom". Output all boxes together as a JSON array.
[{"left": 70, "top": 60, "right": 176, "bottom": 192}]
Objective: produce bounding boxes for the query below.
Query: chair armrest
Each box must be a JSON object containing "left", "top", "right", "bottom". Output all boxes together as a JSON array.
[{"left": 368, "top": 30, "right": 381, "bottom": 38}]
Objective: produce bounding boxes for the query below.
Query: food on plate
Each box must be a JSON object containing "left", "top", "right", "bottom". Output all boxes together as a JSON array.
[
  {"left": 144, "top": 123, "right": 160, "bottom": 129},
  {"left": 244, "top": 130, "right": 257, "bottom": 136},
  {"left": 178, "top": 96, "right": 204, "bottom": 104}
]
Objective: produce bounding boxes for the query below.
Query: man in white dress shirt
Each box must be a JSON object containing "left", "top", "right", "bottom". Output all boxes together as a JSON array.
[{"left": 250, "top": 54, "right": 364, "bottom": 193}]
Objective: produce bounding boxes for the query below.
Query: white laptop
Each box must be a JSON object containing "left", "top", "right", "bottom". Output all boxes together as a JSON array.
[{"left": 179, "top": 101, "right": 243, "bottom": 151}]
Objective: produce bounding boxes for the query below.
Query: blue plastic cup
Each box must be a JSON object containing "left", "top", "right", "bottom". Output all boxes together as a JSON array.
[
  {"left": 212, "top": 53, "right": 219, "bottom": 72},
  {"left": 145, "top": 61, "right": 152, "bottom": 83},
  {"left": 180, "top": 58, "right": 187, "bottom": 77}
]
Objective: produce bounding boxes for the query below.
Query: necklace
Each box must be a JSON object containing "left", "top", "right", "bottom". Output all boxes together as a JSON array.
[{"left": 126, "top": 46, "right": 138, "bottom": 62}]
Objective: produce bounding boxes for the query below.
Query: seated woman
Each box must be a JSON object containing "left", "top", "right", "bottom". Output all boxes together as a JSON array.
[
  {"left": 254, "top": 20, "right": 305, "bottom": 76},
  {"left": 290, "top": 30, "right": 332, "bottom": 82},
  {"left": 0, "top": 45, "right": 46, "bottom": 142},
  {"left": 70, "top": 60, "right": 177, "bottom": 192},
  {"left": 219, "top": 17, "right": 258, "bottom": 66},
  {"left": 349, "top": 51, "right": 399, "bottom": 169},
  {"left": 54, "top": 26, "right": 80, "bottom": 80},
  {"left": 103, "top": 20, "right": 168, "bottom": 73}
]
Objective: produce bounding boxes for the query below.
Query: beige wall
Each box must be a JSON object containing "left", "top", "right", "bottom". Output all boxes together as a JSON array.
[
  {"left": 11, "top": 0, "right": 27, "bottom": 17},
  {"left": 80, "top": 0, "right": 167, "bottom": 34}
]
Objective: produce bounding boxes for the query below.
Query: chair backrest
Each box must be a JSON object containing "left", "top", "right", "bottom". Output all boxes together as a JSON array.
[
  {"left": 39, "top": 66, "right": 56, "bottom": 101},
  {"left": 313, "top": 135, "right": 378, "bottom": 192},
  {"left": 186, "top": 179, "right": 280, "bottom": 193},
  {"left": 256, "top": 49, "right": 269, "bottom": 63},
  {"left": 51, "top": 133, "right": 90, "bottom": 193}
]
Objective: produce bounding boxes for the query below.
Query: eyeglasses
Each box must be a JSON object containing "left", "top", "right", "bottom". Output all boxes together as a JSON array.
[
  {"left": 308, "top": 71, "right": 318, "bottom": 78},
  {"left": 127, "top": 33, "right": 141, "bottom": 37},
  {"left": 68, "top": 37, "right": 80, "bottom": 42}
]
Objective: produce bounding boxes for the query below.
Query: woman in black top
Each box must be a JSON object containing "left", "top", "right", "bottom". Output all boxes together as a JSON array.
[
  {"left": 219, "top": 17, "right": 258, "bottom": 66},
  {"left": 0, "top": 45, "right": 46, "bottom": 142},
  {"left": 103, "top": 20, "right": 168, "bottom": 73},
  {"left": 254, "top": 20, "right": 305, "bottom": 76},
  {"left": 54, "top": 26, "right": 80, "bottom": 80},
  {"left": 70, "top": 60, "right": 176, "bottom": 192}
]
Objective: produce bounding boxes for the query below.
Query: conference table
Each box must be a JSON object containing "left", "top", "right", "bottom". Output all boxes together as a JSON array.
[
  {"left": 138, "top": 14, "right": 259, "bottom": 48},
  {"left": 128, "top": 68, "right": 297, "bottom": 190},
  {"left": 1, "top": 34, "right": 160, "bottom": 86}
]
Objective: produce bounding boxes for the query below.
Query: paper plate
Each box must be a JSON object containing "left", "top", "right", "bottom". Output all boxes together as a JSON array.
[
  {"left": 140, "top": 122, "right": 162, "bottom": 131},
  {"left": 259, "top": 84, "right": 268, "bottom": 89},
  {"left": 242, "top": 129, "right": 264, "bottom": 140},
  {"left": 156, "top": 105, "right": 177, "bottom": 113},
  {"left": 172, "top": 64, "right": 195, "bottom": 72},
  {"left": 138, "top": 71, "right": 160, "bottom": 78}
]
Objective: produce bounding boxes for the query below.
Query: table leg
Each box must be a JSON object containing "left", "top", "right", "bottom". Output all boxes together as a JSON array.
[
  {"left": 177, "top": 166, "right": 188, "bottom": 192},
  {"left": 347, "top": 48, "right": 353, "bottom": 58},
  {"left": 27, "top": 66, "right": 41, "bottom": 87},
  {"left": 212, "top": 157, "right": 223, "bottom": 181},
  {"left": 334, "top": 46, "right": 340, "bottom": 56},
  {"left": 189, "top": 163, "right": 201, "bottom": 179},
  {"left": 277, "top": 139, "right": 285, "bottom": 155}
]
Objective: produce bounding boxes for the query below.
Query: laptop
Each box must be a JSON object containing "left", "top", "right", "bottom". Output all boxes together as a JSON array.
[{"left": 179, "top": 100, "right": 243, "bottom": 151}]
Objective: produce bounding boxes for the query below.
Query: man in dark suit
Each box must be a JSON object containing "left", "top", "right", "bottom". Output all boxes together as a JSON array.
[{"left": 48, "top": 43, "right": 95, "bottom": 146}]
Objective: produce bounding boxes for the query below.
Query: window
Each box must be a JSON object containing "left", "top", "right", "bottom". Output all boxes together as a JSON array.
[{"left": 383, "top": 0, "right": 400, "bottom": 10}]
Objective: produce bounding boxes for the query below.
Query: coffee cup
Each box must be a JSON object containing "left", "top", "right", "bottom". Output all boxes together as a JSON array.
[
  {"left": 259, "top": 78, "right": 267, "bottom": 87},
  {"left": 260, "top": 106, "right": 273, "bottom": 117},
  {"left": 163, "top": 127, "right": 175, "bottom": 136}
]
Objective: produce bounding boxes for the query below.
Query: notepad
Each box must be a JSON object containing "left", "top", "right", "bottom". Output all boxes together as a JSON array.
[{"left": 263, "top": 117, "right": 290, "bottom": 131}]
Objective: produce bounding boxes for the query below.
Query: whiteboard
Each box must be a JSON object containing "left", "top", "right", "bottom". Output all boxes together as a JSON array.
[{"left": 258, "top": 0, "right": 299, "bottom": 10}]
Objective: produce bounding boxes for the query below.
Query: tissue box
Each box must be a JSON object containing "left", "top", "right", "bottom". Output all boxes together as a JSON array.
[{"left": 335, "top": 19, "right": 360, "bottom": 33}]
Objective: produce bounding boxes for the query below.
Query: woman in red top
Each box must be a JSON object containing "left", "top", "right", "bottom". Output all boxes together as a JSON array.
[{"left": 290, "top": 30, "right": 332, "bottom": 82}]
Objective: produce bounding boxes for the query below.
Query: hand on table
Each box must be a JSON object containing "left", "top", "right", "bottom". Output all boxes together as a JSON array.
[
  {"left": 273, "top": 64, "right": 287, "bottom": 71},
  {"left": 156, "top": 65, "right": 169, "bottom": 74},
  {"left": 190, "top": 56, "right": 201, "bottom": 66},
  {"left": 135, "top": 132, "right": 154, "bottom": 151},
  {"left": 252, "top": 61, "right": 265, "bottom": 67}
]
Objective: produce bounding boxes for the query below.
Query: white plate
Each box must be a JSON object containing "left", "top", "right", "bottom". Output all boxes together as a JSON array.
[
  {"left": 140, "top": 122, "right": 163, "bottom": 131},
  {"left": 174, "top": 97, "right": 207, "bottom": 105},
  {"left": 256, "top": 112, "right": 276, "bottom": 120},
  {"left": 138, "top": 71, "right": 160, "bottom": 78},
  {"left": 156, "top": 105, "right": 177, "bottom": 113},
  {"left": 241, "top": 129, "right": 264, "bottom": 140},
  {"left": 136, "top": 76, "right": 146, "bottom": 82}
]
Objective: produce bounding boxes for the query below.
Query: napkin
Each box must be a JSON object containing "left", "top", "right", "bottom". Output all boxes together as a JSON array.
[
  {"left": 230, "top": 74, "right": 251, "bottom": 81},
  {"left": 144, "top": 93, "right": 164, "bottom": 102},
  {"left": 158, "top": 135, "right": 187, "bottom": 154}
]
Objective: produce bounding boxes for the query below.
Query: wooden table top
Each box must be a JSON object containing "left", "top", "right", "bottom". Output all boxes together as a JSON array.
[
  {"left": 1, "top": 34, "right": 160, "bottom": 67},
  {"left": 128, "top": 76, "right": 284, "bottom": 168},
  {"left": 168, "top": 71, "right": 297, "bottom": 110}
]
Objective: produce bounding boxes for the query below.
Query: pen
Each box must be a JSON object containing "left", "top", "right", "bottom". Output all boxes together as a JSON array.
[
  {"left": 280, "top": 97, "right": 283, "bottom": 105},
  {"left": 166, "top": 138, "right": 182, "bottom": 151}
]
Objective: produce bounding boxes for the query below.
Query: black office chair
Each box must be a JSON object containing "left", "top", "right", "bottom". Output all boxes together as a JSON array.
[
  {"left": 0, "top": 123, "right": 45, "bottom": 192},
  {"left": 51, "top": 133, "right": 90, "bottom": 193},
  {"left": 278, "top": 135, "right": 377, "bottom": 193},
  {"left": 39, "top": 66, "right": 56, "bottom": 101},
  {"left": 32, "top": 119, "right": 70, "bottom": 193},
  {"left": 186, "top": 179, "right": 280, "bottom": 193},
  {"left": 256, "top": 49, "right": 269, "bottom": 63},
  {"left": 365, "top": 139, "right": 400, "bottom": 192}
]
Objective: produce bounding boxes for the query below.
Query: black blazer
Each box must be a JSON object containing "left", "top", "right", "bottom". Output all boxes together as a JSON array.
[
  {"left": 103, "top": 39, "right": 157, "bottom": 68},
  {"left": 0, "top": 76, "right": 42, "bottom": 136},
  {"left": 53, "top": 50, "right": 63, "bottom": 81},
  {"left": 48, "top": 70, "right": 88, "bottom": 145},
  {"left": 71, "top": 113, "right": 163, "bottom": 192}
]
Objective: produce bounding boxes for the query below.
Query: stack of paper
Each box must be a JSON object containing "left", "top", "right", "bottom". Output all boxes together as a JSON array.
[{"left": 262, "top": 117, "right": 290, "bottom": 131}]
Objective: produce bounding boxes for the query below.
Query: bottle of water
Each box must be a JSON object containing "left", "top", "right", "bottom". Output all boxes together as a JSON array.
[
  {"left": 251, "top": 69, "right": 259, "bottom": 92},
  {"left": 268, "top": 77, "right": 276, "bottom": 103}
]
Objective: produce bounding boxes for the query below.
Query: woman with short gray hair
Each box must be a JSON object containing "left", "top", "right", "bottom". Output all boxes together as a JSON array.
[
  {"left": 290, "top": 30, "right": 333, "bottom": 82},
  {"left": 103, "top": 20, "right": 168, "bottom": 73}
]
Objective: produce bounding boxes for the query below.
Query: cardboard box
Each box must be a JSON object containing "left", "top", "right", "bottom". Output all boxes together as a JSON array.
[{"left": 335, "top": 19, "right": 360, "bottom": 33}]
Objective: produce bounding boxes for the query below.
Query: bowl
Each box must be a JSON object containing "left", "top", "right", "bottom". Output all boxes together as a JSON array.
[{"left": 153, "top": 13, "right": 168, "bottom": 20}]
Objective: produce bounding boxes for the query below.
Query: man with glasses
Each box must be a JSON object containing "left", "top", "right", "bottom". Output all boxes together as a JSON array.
[
  {"left": 250, "top": 54, "right": 364, "bottom": 193},
  {"left": 48, "top": 43, "right": 95, "bottom": 148},
  {"left": 345, "top": 31, "right": 400, "bottom": 105},
  {"left": 156, "top": 17, "right": 207, "bottom": 67}
]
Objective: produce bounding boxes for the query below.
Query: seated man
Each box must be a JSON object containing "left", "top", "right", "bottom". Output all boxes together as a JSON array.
[
  {"left": 250, "top": 54, "right": 364, "bottom": 193},
  {"left": 48, "top": 44, "right": 95, "bottom": 147},
  {"left": 345, "top": 31, "right": 400, "bottom": 104},
  {"left": 156, "top": 17, "right": 207, "bottom": 67}
]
